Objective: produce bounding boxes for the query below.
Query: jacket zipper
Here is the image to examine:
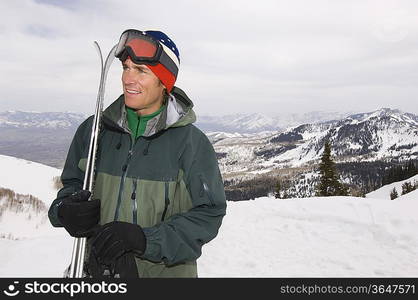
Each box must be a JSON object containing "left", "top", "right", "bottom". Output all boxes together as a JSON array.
[
  {"left": 200, "top": 175, "right": 215, "bottom": 207},
  {"left": 114, "top": 137, "right": 134, "bottom": 221},
  {"left": 131, "top": 178, "right": 138, "bottom": 224},
  {"left": 161, "top": 182, "right": 170, "bottom": 221}
]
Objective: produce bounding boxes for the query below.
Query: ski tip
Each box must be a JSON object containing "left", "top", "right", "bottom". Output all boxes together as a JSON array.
[{"left": 93, "top": 41, "right": 103, "bottom": 57}]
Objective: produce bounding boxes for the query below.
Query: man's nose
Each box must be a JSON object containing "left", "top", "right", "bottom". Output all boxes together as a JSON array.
[{"left": 123, "top": 71, "right": 136, "bottom": 85}]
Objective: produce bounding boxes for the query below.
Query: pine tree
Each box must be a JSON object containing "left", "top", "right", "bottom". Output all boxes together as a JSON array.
[
  {"left": 390, "top": 187, "right": 398, "bottom": 200},
  {"left": 316, "top": 140, "right": 349, "bottom": 196},
  {"left": 274, "top": 180, "right": 281, "bottom": 199},
  {"left": 401, "top": 181, "right": 414, "bottom": 195}
]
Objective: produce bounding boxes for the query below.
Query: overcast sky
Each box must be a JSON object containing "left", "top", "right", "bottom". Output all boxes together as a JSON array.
[{"left": 1, "top": 0, "right": 417, "bottom": 117}]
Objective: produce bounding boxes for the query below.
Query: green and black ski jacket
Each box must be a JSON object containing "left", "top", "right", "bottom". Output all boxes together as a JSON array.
[{"left": 48, "top": 87, "right": 227, "bottom": 277}]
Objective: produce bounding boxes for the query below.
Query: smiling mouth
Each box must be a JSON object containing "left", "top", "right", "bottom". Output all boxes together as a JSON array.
[{"left": 126, "top": 89, "right": 142, "bottom": 94}]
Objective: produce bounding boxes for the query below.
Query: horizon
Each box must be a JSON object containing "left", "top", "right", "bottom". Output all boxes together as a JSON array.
[{"left": 0, "top": 106, "right": 413, "bottom": 118}]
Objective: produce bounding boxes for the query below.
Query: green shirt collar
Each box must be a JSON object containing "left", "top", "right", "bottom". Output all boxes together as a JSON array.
[{"left": 126, "top": 105, "right": 165, "bottom": 139}]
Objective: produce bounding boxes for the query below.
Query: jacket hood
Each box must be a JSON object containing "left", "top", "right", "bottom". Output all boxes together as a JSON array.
[{"left": 102, "top": 86, "right": 196, "bottom": 137}]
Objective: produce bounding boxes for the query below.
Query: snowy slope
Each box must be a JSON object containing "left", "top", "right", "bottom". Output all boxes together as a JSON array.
[
  {"left": 0, "top": 156, "right": 417, "bottom": 277},
  {"left": 0, "top": 154, "right": 62, "bottom": 206},
  {"left": 397, "top": 188, "right": 418, "bottom": 201},
  {"left": 0, "top": 154, "right": 73, "bottom": 275},
  {"left": 1, "top": 195, "right": 416, "bottom": 277},
  {"left": 199, "top": 196, "right": 418, "bottom": 277},
  {"left": 366, "top": 174, "right": 418, "bottom": 200}
]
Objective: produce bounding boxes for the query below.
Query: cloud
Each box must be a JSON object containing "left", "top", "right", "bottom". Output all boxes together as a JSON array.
[{"left": 1, "top": 0, "right": 418, "bottom": 116}]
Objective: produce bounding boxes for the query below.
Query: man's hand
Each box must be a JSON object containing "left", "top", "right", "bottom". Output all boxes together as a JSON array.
[
  {"left": 90, "top": 221, "right": 146, "bottom": 266},
  {"left": 88, "top": 251, "right": 139, "bottom": 278},
  {"left": 57, "top": 190, "right": 100, "bottom": 237}
]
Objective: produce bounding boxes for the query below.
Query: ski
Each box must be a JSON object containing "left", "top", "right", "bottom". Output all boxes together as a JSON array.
[{"left": 64, "top": 42, "right": 117, "bottom": 278}]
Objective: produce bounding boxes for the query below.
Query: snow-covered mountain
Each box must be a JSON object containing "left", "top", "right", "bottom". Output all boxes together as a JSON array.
[
  {"left": 196, "top": 113, "right": 282, "bottom": 133},
  {"left": 0, "top": 110, "right": 354, "bottom": 134},
  {"left": 196, "top": 110, "right": 356, "bottom": 134},
  {"left": 205, "top": 131, "right": 275, "bottom": 145},
  {"left": 0, "top": 112, "right": 84, "bottom": 168},
  {"left": 0, "top": 111, "right": 85, "bottom": 129},
  {"left": 0, "top": 109, "right": 354, "bottom": 168},
  {"left": 0, "top": 154, "right": 417, "bottom": 277},
  {"left": 268, "top": 107, "right": 418, "bottom": 165},
  {"left": 1, "top": 107, "right": 416, "bottom": 197},
  {"left": 216, "top": 108, "right": 418, "bottom": 176}
]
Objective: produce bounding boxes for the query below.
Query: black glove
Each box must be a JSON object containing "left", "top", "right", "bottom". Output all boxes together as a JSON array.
[
  {"left": 90, "top": 221, "right": 146, "bottom": 266},
  {"left": 88, "top": 250, "right": 139, "bottom": 278},
  {"left": 113, "top": 252, "right": 140, "bottom": 278},
  {"left": 57, "top": 190, "right": 100, "bottom": 237}
]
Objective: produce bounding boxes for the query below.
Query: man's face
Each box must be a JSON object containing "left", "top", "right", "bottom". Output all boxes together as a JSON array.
[{"left": 122, "top": 58, "right": 165, "bottom": 115}]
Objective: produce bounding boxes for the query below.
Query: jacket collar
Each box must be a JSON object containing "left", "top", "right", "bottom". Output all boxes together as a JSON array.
[{"left": 102, "top": 86, "right": 196, "bottom": 137}]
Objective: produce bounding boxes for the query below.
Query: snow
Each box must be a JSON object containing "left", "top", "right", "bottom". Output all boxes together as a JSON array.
[
  {"left": 1, "top": 232, "right": 72, "bottom": 277},
  {"left": 207, "top": 131, "right": 243, "bottom": 139},
  {"left": 0, "top": 156, "right": 417, "bottom": 277},
  {"left": 0, "top": 155, "right": 73, "bottom": 276},
  {"left": 0, "top": 155, "right": 62, "bottom": 206},
  {"left": 0, "top": 207, "right": 49, "bottom": 240},
  {"left": 346, "top": 141, "right": 362, "bottom": 150},
  {"left": 247, "top": 168, "right": 273, "bottom": 175},
  {"left": 199, "top": 195, "right": 418, "bottom": 277},
  {"left": 397, "top": 188, "right": 418, "bottom": 201}
]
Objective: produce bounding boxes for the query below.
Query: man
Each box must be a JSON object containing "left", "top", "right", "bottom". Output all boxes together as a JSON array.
[{"left": 48, "top": 29, "right": 227, "bottom": 278}]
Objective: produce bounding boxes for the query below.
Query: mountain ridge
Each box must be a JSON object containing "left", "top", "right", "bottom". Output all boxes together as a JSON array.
[
  {"left": 0, "top": 110, "right": 86, "bottom": 129},
  {"left": 215, "top": 108, "right": 418, "bottom": 198},
  {"left": 0, "top": 107, "right": 415, "bottom": 173},
  {"left": 0, "top": 109, "right": 358, "bottom": 133}
]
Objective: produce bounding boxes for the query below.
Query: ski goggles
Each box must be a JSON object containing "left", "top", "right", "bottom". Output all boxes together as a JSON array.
[{"left": 115, "top": 29, "right": 178, "bottom": 76}]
